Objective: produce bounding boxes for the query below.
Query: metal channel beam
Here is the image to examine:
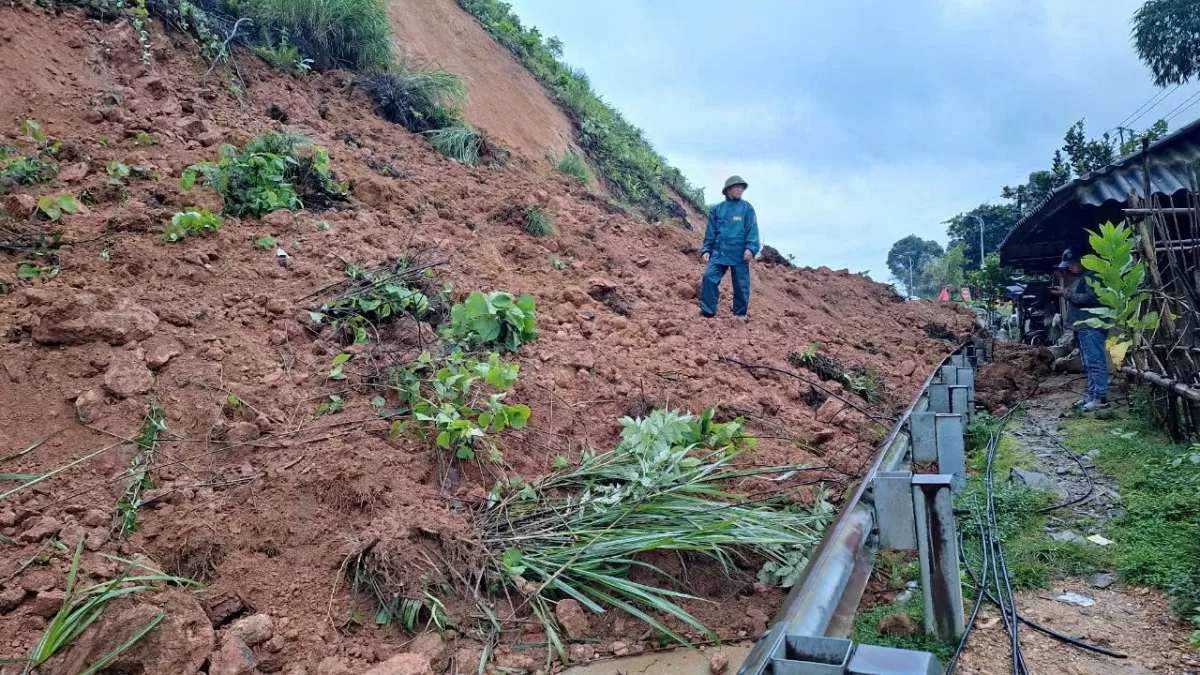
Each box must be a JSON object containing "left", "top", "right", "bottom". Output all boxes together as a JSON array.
[
  {"left": 912, "top": 475, "right": 965, "bottom": 642},
  {"left": 738, "top": 345, "right": 970, "bottom": 675}
]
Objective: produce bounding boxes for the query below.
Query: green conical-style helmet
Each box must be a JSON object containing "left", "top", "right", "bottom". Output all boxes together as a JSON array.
[{"left": 723, "top": 175, "right": 748, "bottom": 194}]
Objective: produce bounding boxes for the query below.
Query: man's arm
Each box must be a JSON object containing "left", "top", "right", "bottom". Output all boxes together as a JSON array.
[
  {"left": 745, "top": 205, "right": 761, "bottom": 257},
  {"left": 700, "top": 206, "right": 717, "bottom": 256}
]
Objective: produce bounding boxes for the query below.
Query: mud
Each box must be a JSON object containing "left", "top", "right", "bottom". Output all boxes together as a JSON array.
[{"left": 0, "top": 4, "right": 971, "bottom": 672}]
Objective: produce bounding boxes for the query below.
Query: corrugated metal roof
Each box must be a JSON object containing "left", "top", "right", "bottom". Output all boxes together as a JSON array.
[{"left": 1000, "top": 116, "right": 1200, "bottom": 269}]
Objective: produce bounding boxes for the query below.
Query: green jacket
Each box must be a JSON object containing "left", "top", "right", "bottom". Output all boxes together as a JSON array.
[{"left": 701, "top": 197, "right": 760, "bottom": 265}]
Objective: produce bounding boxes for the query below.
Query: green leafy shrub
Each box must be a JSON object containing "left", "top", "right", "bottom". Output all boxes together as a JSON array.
[
  {"left": 252, "top": 38, "right": 313, "bottom": 73},
  {"left": 36, "top": 194, "right": 77, "bottom": 222},
  {"left": 361, "top": 69, "right": 465, "bottom": 134},
  {"left": 1078, "top": 221, "right": 1162, "bottom": 368},
  {"left": 443, "top": 291, "right": 537, "bottom": 353},
  {"left": 456, "top": 0, "right": 706, "bottom": 217},
  {"left": 180, "top": 132, "right": 348, "bottom": 217},
  {"left": 162, "top": 208, "right": 223, "bottom": 241},
  {"left": 523, "top": 206, "right": 555, "bottom": 237},
  {"left": 311, "top": 259, "right": 446, "bottom": 343},
  {"left": 0, "top": 120, "right": 59, "bottom": 187},
  {"left": 554, "top": 149, "right": 590, "bottom": 184},
  {"left": 387, "top": 350, "right": 529, "bottom": 462},
  {"left": 231, "top": 0, "right": 394, "bottom": 72}
]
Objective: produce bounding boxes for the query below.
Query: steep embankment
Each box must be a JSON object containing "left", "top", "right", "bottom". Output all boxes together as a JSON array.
[
  {"left": 0, "top": 5, "right": 973, "bottom": 673},
  {"left": 386, "top": 0, "right": 577, "bottom": 163}
]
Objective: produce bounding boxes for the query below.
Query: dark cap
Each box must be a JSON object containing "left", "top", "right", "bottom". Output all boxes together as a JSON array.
[{"left": 1057, "top": 247, "right": 1080, "bottom": 269}]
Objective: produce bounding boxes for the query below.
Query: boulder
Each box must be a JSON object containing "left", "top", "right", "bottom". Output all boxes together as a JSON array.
[
  {"left": 228, "top": 613, "right": 274, "bottom": 646},
  {"left": 210, "top": 635, "right": 258, "bottom": 675},
  {"left": 43, "top": 588, "right": 214, "bottom": 675},
  {"left": 103, "top": 360, "right": 154, "bottom": 399},
  {"left": 554, "top": 599, "right": 590, "bottom": 639},
  {"left": 33, "top": 297, "right": 159, "bottom": 346}
]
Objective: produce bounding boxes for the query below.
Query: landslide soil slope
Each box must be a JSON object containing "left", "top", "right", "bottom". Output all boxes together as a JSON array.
[{"left": 0, "top": 5, "right": 973, "bottom": 673}]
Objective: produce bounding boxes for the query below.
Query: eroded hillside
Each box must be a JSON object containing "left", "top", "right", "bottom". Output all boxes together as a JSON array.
[{"left": 0, "top": 4, "right": 974, "bottom": 673}]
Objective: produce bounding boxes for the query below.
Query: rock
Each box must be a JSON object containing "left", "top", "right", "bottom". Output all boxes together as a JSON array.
[
  {"left": 196, "top": 131, "right": 223, "bottom": 148},
  {"left": 898, "top": 360, "right": 917, "bottom": 376},
  {"left": 317, "top": 657, "right": 353, "bottom": 675},
  {"left": 610, "top": 641, "right": 629, "bottom": 657},
  {"left": 175, "top": 117, "right": 209, "bottom": 138},
  {"left": 4, "top": 193, "right": 37, "bottom": 216},
  {"left": 28, "top": 590, "right": 65, "bottom": 618},
  {"left": 1090, "top": 573, "right": 1117, "bottom": 589},
  {"left": 877, "top": 612, "right": 918, "bottom": 637},
  {"left": 42, "top": 588, "right": 214, "bottom": 675},
  {"left": 229, "top": 613, "right": 274, "bottom": 646},
  {"left": 82, "top": 509, "right": 109, "bottom": 528},
  {"left": 18, "top": 516, "right": 62, "bottom": 543},
  {"left": 33, "top": 298, "right": 159, "bottom": 346},
  {"left": 103, "top": 360, "right": 154, "bottom": 399},
  {"left": 634, "top": 255, "right": 651, "bottom": 268},
  {"left": 58, "top": 162, "right": 91, "bottom": 182},
  {"left": 554, "top": 599, "right": 590, "bottom": 639},
  {"left": 709, "top": 651, "right": 730, "bottom": 675},
  {"left": 567, "top": 644, "right": 595, "bottom": 663},
  {"left": 226, "top": 422, "right": 261, "bottom": 444},
  {"left": 145, "top": 340, "right": 182, "bottom": 369},
  {"left": 1054, "top": 592, "right": 1095, "bottom": 607},
  {"left": 568, "top": 350, "right": 595, "bottom": 372},
  {"left": 1010, "top": 468, "right": 1064, "bottom": 497},
  {"left": 210, "top": 635, "right": 258, "bottom": 675},
  {"left": 142, "top": 76, "right": 168, "bottom": 99},
  {"left": 75, "top": 388, "right": 106, "bottom": 421},
  {"left": 0, "top": 586, "right": 27, "bottom": 613},
  {"left": 815, "top": 398, "right": 847, "bottom": 424},
  {"left": 358, "top": 654, "right": 433, "bottom": 675},
  {"left": 1050, "top": 529, "right": 1087, "bottom": 545}
]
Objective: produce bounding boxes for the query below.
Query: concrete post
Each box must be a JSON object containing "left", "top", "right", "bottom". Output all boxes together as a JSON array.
[
  {"left": 939, "top": 365, "right": 958, "bottom": 385},
  {"left": 875, "top": 471, "right": 917, "bottom": 550},
  {"left": 934, "top": 413, "right": 965, "bottom": 489},
  {"left": 949, "top": 385, "right": 971, "bottom": 421},
  {"left": 928, "top": 384, "right": 950, "bottom": 414},
  {"left": 957, "top": 368, "right": 975, "bottom": 409},
  {"left": 908, "top": 412, "right": 937, "bottom": 462},
  {"left": 911, "top": 474, "right": 964, "bottom": 643},
  {"left": 948, "top": 354, "right": 967, "bottom": 368}
]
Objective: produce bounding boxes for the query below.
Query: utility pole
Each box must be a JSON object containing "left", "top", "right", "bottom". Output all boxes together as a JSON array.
[{"left": 970, "top": 215, "right": 986, "bottom": 269}]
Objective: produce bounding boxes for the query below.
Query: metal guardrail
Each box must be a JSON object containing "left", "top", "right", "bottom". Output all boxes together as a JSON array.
[{"left": 738, "top": 340, "right": 988, "bottom": 675}]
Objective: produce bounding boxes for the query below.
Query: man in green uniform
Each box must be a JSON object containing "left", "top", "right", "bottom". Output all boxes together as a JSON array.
[{"left": 699, "top": 175, "right": 760, "bottom": 320}]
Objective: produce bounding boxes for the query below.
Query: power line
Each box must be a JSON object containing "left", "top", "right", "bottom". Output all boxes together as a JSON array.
[
  {"left": 1163, "top": 88, "right": 1200, "bottom": 123},
  {"left": 1105, "top": 84, "right": 1179, "bottom": 137}
]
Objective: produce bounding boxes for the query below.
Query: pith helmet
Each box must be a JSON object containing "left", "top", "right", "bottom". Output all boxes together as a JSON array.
[{"left": 722, "top": 175, "right": 748, "bottom": 195}]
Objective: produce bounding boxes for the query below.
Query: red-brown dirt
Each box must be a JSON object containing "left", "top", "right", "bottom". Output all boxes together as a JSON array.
[
  {"left": 386, "top": 0, "right": 578, "bottom": 164},
  {"left": 0, "top": 4, "right": 974, "bottom": 673}
]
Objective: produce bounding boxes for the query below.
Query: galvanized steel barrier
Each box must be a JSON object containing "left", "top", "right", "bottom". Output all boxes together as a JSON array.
[{"left": 737, "top": 339, "right": 989, "bottom": 675}]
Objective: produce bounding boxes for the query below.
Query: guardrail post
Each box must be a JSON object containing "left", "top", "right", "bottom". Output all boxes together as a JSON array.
[
  {"left": 911, "top": 475, "right": 964, "bottom": 643},
  {"left": 957, "top": 368, "right": 975, "bottom": 411},
  {"left": 939, "top": 365, "right": 958, "bottom": 385},
  {"left": 908, "top": 412, "right": 937, "bottom": 462},
  {"left": 928, "top": 384, "right": 950, "bottom": 413},
  {"left": 934, "top": 413, "right": 965, "bottom": 490},
  {"left": 948, "top": 354, "right": 967, "bottom": 368},
  {"left": 875, "top": 472, "right": 917, "bottom": 550},
  {"left": 949, "top": 384, "right": 971, "bottom": 422}
]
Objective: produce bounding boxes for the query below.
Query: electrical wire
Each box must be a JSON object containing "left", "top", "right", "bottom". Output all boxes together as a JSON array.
[
  {"left": 984, "top": 408, "right": 1028, "bottom": 675},
  {"left": 1024, "top": 413, "right": 1096, "bottom": 513},
  {"left": 1162, "top": 88, "right": 1200, "bottom": 124},
  {"left": 1107, "top": 84, "right": 1179, "bottom": 137}
]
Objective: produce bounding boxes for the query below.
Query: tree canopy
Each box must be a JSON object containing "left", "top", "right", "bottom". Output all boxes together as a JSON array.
[
  {"left": 886, "top": 235, "right": 944, "bottom": 296},
  {"left": 1134, "top": 0, "right": 1200, "bottom": 87}
]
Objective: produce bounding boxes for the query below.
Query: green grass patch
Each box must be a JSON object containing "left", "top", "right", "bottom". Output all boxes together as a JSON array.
[
  {"left": 1060, "top": 413, "right": 1200, "bottom": 633},
  {"left": 232, "top": 0, "right": 393, "bottom": 72},
  {"left": 553, "top": 149, "right": 590, "bottom": 184},
  {"left": 361, "top": 67, "right": 466, "bottom": 134},
  {"left": 850, "top": 594, "right": 954, "bottom": 662},
  {"left": 522, "top": 206, "right": 555, "bottom": 237},
  {"left": 427, "top": 125, "right": 485, "bottom": 166}
]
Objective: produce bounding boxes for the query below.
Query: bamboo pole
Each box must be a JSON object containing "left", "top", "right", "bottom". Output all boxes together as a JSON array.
[{"left": 1120, "top": 366, "right": 1200, "bottom": 402}]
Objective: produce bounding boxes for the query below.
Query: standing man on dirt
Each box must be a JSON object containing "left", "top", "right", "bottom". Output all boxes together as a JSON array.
[
  {"left": 1051, "top": 247, "right": 1108, "bottom": 410},
  {"left": 699, "top": 175, "right": 760, "bottom": 320}
]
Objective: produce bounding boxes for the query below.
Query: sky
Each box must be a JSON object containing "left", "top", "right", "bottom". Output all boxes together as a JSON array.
[{"left": 505, "top": 0, "right": 1200, "bottom": 281}]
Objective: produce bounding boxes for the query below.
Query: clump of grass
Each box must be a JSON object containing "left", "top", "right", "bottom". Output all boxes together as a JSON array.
[
  {"left": 1061, "top": 413, "right": 1200, "bottom": 640},
  {"left": 553, "top": 149, "right": 590, "bottom": 184},
  {"left": 851, "top": 594, "right": 954, "bottom": 662},
  {"left": 523, "top": 206, "right": 555, "bottom": 237},
  {"left": 427, "top": 125, "right": 484, "bottom": 166},
  {"left": 361, "top": 68, "right": 465, "bottom": 134},
  {"left": 233, "top": 0, "right": 393, "bottom": 72},
  {"left": 789, "top": 343, "right": 885, "bottom": 403},
  {"left": 25, "top": 541, "right": 201, "bottom": 674},
  {"left": 475, "top": 408, "right": 832, "bottom": 658}
]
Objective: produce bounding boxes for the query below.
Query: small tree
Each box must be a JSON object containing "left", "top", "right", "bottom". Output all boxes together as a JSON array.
[
  {"left": 921, "top": 243, "right": 967, "bottom": 297},
  {"left": 1078, "top": 221, "right": 1162, "bottom": 367},
  {"left": 967, "top": 252, "right": 1014, "bottom": 324}
]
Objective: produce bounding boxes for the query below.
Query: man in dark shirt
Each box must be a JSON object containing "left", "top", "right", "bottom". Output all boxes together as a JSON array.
[
  {"left": 1050, "top": 247, "right": 1108, "bottom": 410},
  {"left": 699, "top": 175, "right": 761, "bottom": 320}
]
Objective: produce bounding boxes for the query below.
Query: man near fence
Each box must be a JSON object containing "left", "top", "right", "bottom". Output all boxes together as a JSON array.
[
  {"left": 1051, "top": 247, "right": 1108, "bottom": 410},
  {"left": 699, "top": 175, "right": 760, "bottom": 320}
]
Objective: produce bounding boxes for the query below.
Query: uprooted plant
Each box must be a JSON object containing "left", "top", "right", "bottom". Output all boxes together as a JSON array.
[
  {"left": 469, "top": 408, "right": 832, "bottom": 661},
  {"left": 310, "top": 257, "right": 450, "bottom": 344},
  {"left": 180, "top": 132, "right": 348, "bottom": 217},
  {"left": 113, "top": 405, "right": 166, "bottom": 537},
  {"left": 789, "top": 342, "right": 886, "bottom": 403},
  {"left": 23, "top": 541, "right": 201, "bottom": 675},
  {"left": 442, "top": 290, "right": 538, "bottom": 354},
  {"left": 383, "top": 349, "right": 529, "bottom": 465}
]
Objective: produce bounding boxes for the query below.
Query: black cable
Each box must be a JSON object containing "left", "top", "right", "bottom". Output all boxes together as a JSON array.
[
  {"left": 983, "top": 410, "right": 1025, "bottom": 675},
  {"left": 945, "top": 504, "right": 991, "bottom": 673}
]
